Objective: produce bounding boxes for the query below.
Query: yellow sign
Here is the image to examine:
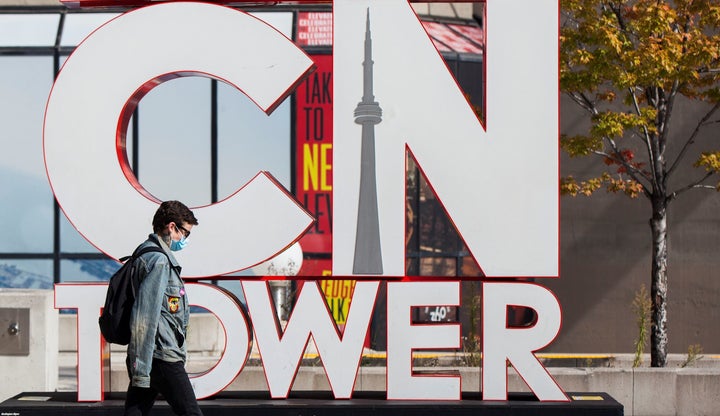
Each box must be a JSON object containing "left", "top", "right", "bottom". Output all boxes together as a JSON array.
[
  {"left": 571, "top": 395, "right": 604, "bottom": 401},
  {"left": 321, "top": 280, "right": 356, "bottom": 325}
]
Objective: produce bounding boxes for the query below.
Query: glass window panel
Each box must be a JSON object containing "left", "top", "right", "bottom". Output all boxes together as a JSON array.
[
  {"left": 419, "top": 257, "right": 457, "bottom": 276},
  {"left": 136, "top": 76, "right": 211, "bottom": 207},
  {"left": 126, "top": 113, "right": 136, "bottom": 171},
  {"left": 60, "top": 13, "right": 120, "bottom": 47},
  {"left": 217, "top": 81, "right": 291, "bottom": 199},
  {"left": 59, "top": 55, "right": 68, "bottom": 67},
  {"left": 251, "top": 12, "right": 294, "bottom": 38},
  {"left": 461, "top": 255, "right": 483, "bottom": 277},
  {"left": 0, "top": 57, "right": 54, "bottom": 252},
  {"left": 61, "top": 258, "right": 120, "bottom": 283},
  {"left": 410, "top": 155, "right": 462, "bottom": 256},
  {"left": 56, "top": 77, "right": 128, "bottom": 255},
  {"left": 60, "top": 211, "right": 102, "bottom": 253},
  {"left": 0, "top": 14, "right": 60, "bottom": 47},
  {"left": 216, "top": 280, "right": 247, "bottom": 305},
  {"left": 456, "top": 59, "right": 483, "bottom": 116},
  {"left": 418, "top": 181, "right": 462, "bottom": 254},
  {"left": 0, "top": 259, "right": 53, "bottom": 289}
]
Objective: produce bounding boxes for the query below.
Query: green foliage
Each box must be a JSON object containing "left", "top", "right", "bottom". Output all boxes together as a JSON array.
[
  {"left": 561, "top": 134, "right": 603, "bottom": 156},
  {"left": 561, "top": 173, "right": 643, "bottom": 197},
  {"left": 462, "top": 282, "right": 483, "bottom": 367},
  {"left": 591, "top": 110, "right": 656, "bottom": 139},
  {"left": 695, "top": 151, "right": 720, "bottom": 173},
  {"left": 562, "top": 0, "right": 720, "bottom": 95},
  {"left": 561, "top": 0, "right": 720, "bottom": 368},
  {"left": 680, "top": 344, "right": 704, "bottom": 368},
  {"left": 560, "top": 0, "right": 720, "bottom": 200},
  {"left": 632, "top": 284, "right": 652, "bottom": 367}
]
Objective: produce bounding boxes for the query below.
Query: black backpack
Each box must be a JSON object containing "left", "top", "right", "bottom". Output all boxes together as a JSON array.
[{"left": 98, "top": 245, "right": 167, "bottom": 345}]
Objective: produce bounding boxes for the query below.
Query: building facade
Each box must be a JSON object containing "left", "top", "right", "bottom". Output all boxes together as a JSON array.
[{"left": 1, "top": 0, "right": 718, "bottom": 354}]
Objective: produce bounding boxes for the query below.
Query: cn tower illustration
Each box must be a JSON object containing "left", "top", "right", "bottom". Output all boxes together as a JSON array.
[{"left": 353, "top": 9, "right": 383, "bottom": 274}]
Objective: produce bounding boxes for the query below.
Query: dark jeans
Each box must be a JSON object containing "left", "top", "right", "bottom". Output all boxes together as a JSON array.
[{"left": 124, "top": 359, "right": 203, "bottom": 416}]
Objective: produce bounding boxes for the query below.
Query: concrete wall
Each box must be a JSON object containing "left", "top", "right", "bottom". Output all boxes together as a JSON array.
[
  {"left": 0, "top": 289, "right": 58, "bottom": 401},
  {"left": 546, "top": 95, "right": 720, "bottom": 354},
  {"left": 59, "top": 312, "right": 226, "bottom": 354}
]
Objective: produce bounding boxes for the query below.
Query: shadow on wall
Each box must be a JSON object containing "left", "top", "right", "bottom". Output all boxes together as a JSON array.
[{"left": 549, "top": 163, "right": 720, "bottom": 353}]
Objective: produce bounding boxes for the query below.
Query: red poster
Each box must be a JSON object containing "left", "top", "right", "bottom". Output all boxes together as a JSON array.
[
  {"left": 298, "top": 258, "right": 332, "bottom": 277},
  {"left": 296, "top": 12, "right": 333, "bottom": 47},
  {"left": 295, "top": 54, "right": 333, "bottom": 255}
]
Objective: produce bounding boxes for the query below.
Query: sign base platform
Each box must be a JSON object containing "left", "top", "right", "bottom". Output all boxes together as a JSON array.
[{"left": 2, "top": 391, "right": 623, "bottom": 416}]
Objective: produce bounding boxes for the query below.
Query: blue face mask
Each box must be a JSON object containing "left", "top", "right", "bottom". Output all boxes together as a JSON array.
[
  {"left": 170, "top": 235, "right": 188, "bottom": 251},
  {"left": 170, "top": 236, "right": 187, "bottom": 251}
]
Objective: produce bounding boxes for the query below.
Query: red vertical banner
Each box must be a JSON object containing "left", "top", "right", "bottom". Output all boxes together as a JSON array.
[
  {"left": 295, "top": 54, "right": 359, "bottom": 338},
  {"left": 295, "top": 54, "right": 333, "bottom": 259}
]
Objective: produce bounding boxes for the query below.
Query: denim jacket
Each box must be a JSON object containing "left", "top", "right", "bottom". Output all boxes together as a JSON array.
[{"left": 126, "top": 234, "right": 189, "bottom": 388}]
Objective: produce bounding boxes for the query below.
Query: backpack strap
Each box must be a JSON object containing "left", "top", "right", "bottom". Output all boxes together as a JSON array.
[
  {"left": 134, "top": 245, "right": 166, "bottom": 259},
  {"left": 131, "top": 244, "right": 182, "bottom": 276},
  {"left": 118, "top": 245, "right": 164, "bottom": 263}
]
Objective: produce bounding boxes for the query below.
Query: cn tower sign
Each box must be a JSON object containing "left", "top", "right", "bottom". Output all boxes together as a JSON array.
[{"left": 47, "top": 0, "right": 563, "bottom": 403}]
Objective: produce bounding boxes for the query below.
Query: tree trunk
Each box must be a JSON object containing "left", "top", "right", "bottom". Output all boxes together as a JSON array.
[{"left": 650, "top": 196, "right": 669, "bottom": 367}]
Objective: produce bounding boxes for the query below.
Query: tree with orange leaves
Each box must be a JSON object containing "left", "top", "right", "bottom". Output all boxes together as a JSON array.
[{"left": 560, "top": 0, "right": 720, "bottom": 366}]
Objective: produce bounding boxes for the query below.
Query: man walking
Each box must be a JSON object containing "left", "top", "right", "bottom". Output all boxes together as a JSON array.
[{"left": 124, "top": 200, "right": 202, "bottom": 416}]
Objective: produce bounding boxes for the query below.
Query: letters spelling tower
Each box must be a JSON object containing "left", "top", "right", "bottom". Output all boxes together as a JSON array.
[{"left": 352, "top": 10, "right": 383, "bottom": 274}]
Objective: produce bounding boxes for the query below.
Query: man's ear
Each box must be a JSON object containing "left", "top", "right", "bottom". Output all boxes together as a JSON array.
[{"left": 163, "top": 222, "right": 174, "bottom": 235}]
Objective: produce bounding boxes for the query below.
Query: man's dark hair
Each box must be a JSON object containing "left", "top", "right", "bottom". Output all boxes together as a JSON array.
[{"left": 152, "top": 200, "right": 199, "bottom": 233}]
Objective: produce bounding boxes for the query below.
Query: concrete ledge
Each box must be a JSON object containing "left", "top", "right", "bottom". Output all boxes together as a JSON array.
[
  {"left": 58, "top": 314, "right": 720, "bottom": 415},
  {"left": 675, "top": 368, "right": 720, "bottom": 416},
  {"left": 0, "top": 289, "right": 58, "bottom": 401},
  {"left": 74, "top": 353, "right": 717, "bottom": 416}
]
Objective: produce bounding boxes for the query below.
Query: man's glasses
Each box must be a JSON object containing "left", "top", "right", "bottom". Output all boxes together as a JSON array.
[{"left": 175, "top": 223, "right": 191, "bottom": 239}]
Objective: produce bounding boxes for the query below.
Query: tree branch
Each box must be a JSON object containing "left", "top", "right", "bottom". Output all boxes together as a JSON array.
[
  {"left": 668, "top": 171, "right": 716, "bottom": 202},
  {"left": 628, "top": 87, "right": 658, "bottom": 180},
  {"left": 667, "top": 101, "right": 720, "bottom": 176},
  {"left": 658, "top": 81, "right": 680, "bottom": 157},
  {"left": 592, "top": 147, "right": 653, "bottom": 196},
  {"left": 606, "top": 1, "right": 627, "bottom": 32},
  {"left": 566, "top": 92, "right": 599, "bottom": 115}
]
